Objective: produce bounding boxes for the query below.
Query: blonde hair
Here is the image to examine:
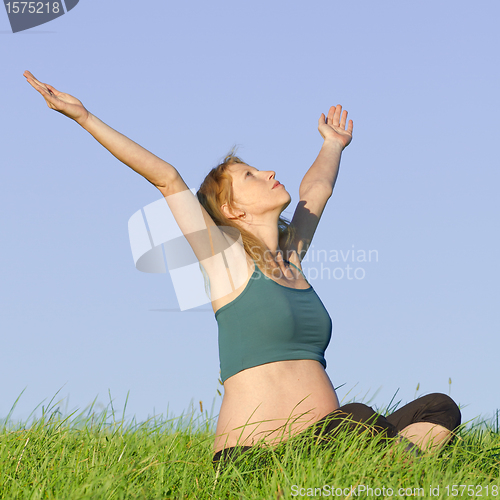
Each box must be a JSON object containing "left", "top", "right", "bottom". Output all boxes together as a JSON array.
[{"left": 196, "top": 148, "right": 296, "bottom": 288}]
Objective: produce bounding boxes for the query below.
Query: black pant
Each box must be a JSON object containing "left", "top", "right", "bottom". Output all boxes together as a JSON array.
[{"left": 212, "top": 393, "right": 461, "bottom": 467}]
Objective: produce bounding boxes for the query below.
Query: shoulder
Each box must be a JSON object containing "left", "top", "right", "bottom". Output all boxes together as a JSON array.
[{"left": 210, "top": 251, "right": 256, "bottom": 315}]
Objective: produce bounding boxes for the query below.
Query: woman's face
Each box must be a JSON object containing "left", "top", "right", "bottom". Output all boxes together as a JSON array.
[{"left": 224, "top": 163, "right": 291, "bottom": 219}]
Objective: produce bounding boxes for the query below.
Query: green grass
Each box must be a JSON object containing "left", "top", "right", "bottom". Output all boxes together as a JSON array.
[{"left": 1, "top": 395, "right": 499, "bottom": 500}]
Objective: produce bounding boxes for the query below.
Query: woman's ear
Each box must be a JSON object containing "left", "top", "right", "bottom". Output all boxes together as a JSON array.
[{"left": 221, "top": 203, "right": 244, "bottom": 220}]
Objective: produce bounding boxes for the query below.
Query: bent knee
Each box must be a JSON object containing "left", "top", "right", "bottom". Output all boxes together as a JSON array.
[
  {"left": 335, "top": 403, "right": 378, "bottom": 422},
  {"left": 424, "top": 393, "right": 462, "bottom": 431}
]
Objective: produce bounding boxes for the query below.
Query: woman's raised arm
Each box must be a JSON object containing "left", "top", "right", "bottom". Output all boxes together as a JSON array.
[
  {"left": 23, "top": 70, "right": 249, "bottom": 293},
  {"left": 23, "top": 70, "right": 177, "bottom": 190}
]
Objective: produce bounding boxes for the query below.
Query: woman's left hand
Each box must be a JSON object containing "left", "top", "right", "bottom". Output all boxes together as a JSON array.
[{"left": 318, "top": 105, "right": 353, "bottom": 149}]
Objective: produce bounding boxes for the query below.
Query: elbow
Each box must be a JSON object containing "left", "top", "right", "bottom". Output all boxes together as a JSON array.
[
  {"left": 155, "top": 171, "right": 178, "bottom": 191},
  {"left": 300, "top": 181, "right": 333, "bottom": 200}
]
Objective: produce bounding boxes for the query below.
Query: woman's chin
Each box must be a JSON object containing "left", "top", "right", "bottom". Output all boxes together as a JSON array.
[{"left": 281, "top": 197, "right": 292, "bottom": 212}]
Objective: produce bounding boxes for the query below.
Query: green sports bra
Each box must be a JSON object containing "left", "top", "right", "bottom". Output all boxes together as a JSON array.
[{"left": 216, "top": 259, "right": 332, "bottom": 383}]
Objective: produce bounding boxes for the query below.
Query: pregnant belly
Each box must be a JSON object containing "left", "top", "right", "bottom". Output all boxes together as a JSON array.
[{"left": 213, "top": 360, "right": 340, "bottom": 453}]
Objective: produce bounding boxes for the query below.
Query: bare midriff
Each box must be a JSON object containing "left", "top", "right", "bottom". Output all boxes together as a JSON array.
[
  {"left": 213, "top": 360, "right": 340, "bottom": 453},
  {"left": 211, "top": 252, "right": 339, "bottom": 454}
]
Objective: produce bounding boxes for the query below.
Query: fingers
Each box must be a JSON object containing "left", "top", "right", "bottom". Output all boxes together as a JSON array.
[
  {"left": 333, "top": 105, "right": 342, "bottom": 125},
  {"left": 27, "top": 77, "right": 50, "bottom": 96},
  {"left": 339, "top": 109, "right": 348, "bottom": 129},
  {"left": 23, "top": 70, "right": 43, "bottom": 86},
  {"left": 326, "top": 105, "right": 342, "bottom": 126},
  {"left": 327, "top": 106, "right": 336, "bottom": 124},
  {"left": 26, "top": 77, "right": 57, "bottom": 103},
  {"left": 45, "top": 84, "right": 59, "bottom": 95},
  {"left": 325, "top": 104, "right": 352, "bottom": 132},
  {"left": 24, "top": 70, "right": 56, "bottom": 96}
]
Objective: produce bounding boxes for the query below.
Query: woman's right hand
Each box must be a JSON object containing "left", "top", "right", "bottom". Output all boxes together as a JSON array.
[{"left": 23, "top": 70, "right": 90, "bottom": 125}]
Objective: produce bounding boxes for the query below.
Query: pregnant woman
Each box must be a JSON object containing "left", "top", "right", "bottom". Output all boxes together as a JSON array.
[{"left": 24, "top": 70, "right": 461, "bottom": 468}]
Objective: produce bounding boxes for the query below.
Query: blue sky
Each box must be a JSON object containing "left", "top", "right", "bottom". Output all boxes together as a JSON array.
[{"left": 1, "top": 0, "right": 499, "bottom": 428}]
